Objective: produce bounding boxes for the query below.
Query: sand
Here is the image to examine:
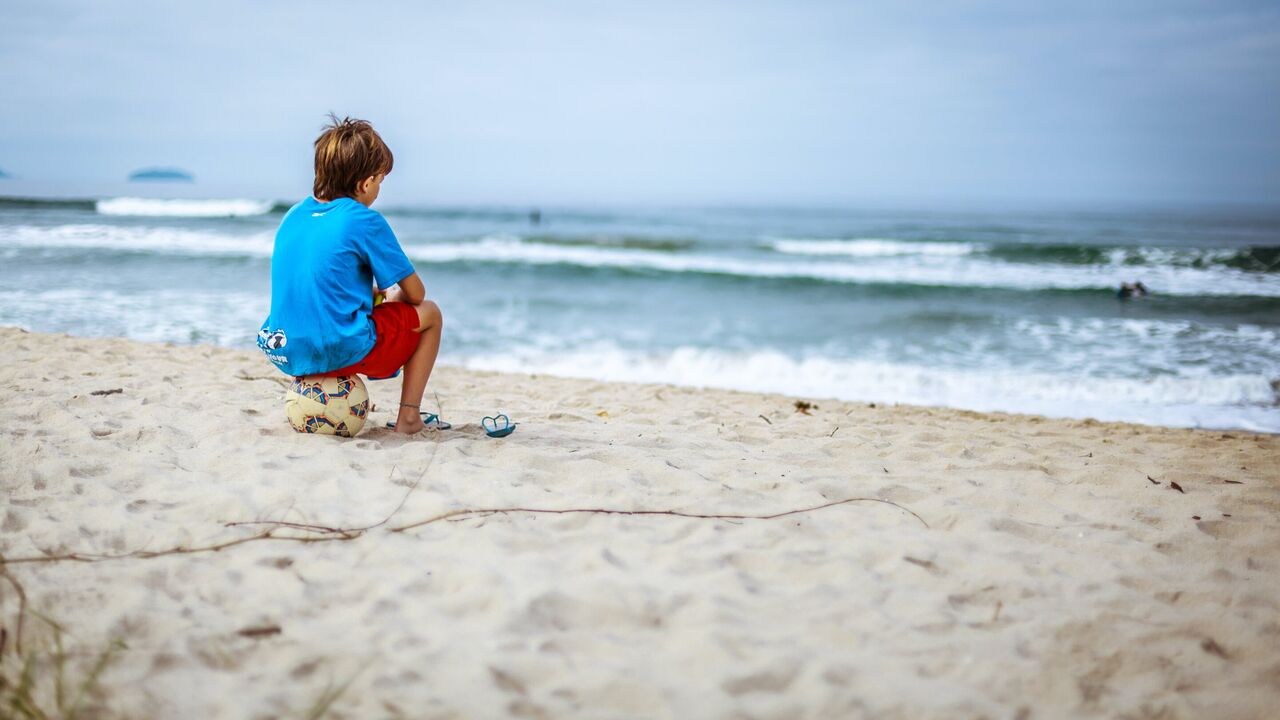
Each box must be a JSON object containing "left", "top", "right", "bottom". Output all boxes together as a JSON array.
[{"left": 1, "top": 326, "right": 1278, "bottom": 719}]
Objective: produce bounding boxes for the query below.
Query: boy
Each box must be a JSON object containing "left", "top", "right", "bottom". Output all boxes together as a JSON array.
[{"left": 258, "top": 115, "right": 443, "bottom": 435}]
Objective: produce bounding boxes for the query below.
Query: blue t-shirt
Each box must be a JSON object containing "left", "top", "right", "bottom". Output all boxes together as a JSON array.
[{"left": 258, "top": 197, "right": 415, "bottom": 376}]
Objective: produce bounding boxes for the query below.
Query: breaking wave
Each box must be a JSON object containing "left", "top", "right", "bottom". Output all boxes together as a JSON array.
[
  {"left": 96, "top": 197, "right": 280, "bottom": 217},
  {"left": 0, "top": 223, "right": 273, "bottom": 256},
  {"left": 453, "top": 342, "right": 1280, "bottom": 432},
  {"left": 764, "top": 237, "right": 981, "bottom": 257},
  {"left": 402, "top": 236, "right": 1280, "bottom": 297},
  {"left": 4, "top": 225, "right": 1278, "bottom": 298}
]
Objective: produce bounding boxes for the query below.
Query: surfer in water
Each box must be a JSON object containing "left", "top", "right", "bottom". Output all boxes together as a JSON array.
[{"left": 1117, "top": 281, "right": 1149, "bottom": 299}]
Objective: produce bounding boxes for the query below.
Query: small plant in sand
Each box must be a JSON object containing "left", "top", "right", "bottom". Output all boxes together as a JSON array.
[
  {"left": 298, "top": 673, "right": 360, "bottom": 720},
  {"left": 0, "top": 610, "right": 125, "bottom": 720}
]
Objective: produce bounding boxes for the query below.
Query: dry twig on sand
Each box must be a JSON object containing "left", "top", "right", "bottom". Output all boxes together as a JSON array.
[
  {"left": 388, "top": 496, "right": 929, "bottom": 533},
  {"left": 0, "top": 495, "right": 927, "bottom": 568}
]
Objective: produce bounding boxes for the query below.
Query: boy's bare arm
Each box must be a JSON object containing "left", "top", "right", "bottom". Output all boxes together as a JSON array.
[{"left": 385, "top": 272, "right": 425, "bottom": 305}]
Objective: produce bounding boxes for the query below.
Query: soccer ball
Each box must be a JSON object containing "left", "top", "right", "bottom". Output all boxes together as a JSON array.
[{"left": 284, "top": 375, "right": 370, "bottom": 438}]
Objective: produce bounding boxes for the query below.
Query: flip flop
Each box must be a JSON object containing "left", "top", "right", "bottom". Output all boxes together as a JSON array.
[
  {"left": 386, "top": 412, "right": 452, "bottom": 431},
  {"left": 482, "top": 414, "right": 516, "bottom": 438}
]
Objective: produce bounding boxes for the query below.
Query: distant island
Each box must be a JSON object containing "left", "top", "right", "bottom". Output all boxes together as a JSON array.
[
  {"left": 0, "top": 167, "right": 9, "bottom": 178},
  {"left": 128, "top": 167, "right": 194, "bottom": 182}
]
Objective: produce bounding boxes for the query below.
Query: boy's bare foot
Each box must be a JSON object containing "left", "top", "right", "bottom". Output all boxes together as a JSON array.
[{"left": 393, "top": 408, "right": 426, "bottom": 434}]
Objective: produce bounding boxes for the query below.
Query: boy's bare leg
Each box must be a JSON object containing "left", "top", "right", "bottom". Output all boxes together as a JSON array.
[{"left": 393, "top": 301, "right": 444, "bottom": 434}]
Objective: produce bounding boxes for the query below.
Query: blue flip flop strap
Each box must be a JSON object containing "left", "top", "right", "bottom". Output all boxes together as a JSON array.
[
  {"left": 388, "top": 412, "right": 449, "bottom": 430},
  {"left": 482, "top": 414, "right": 515, "bottom": 436}
]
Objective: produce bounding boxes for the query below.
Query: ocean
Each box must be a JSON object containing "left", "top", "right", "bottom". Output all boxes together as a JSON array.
[{"left": 2, "top": 195, "right": 1278, "bottom": 432}]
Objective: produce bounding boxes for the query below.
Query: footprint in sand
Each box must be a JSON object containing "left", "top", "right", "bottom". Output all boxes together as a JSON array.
[
  {"left": 721, "top": 663, "right": 801, "bottom": 696},
  {"left": 69, "top": 463, "right": 107, "bottom": 478}
]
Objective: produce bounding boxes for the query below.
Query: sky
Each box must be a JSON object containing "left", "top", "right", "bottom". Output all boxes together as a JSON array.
[{"left": 0, "top": 1, "right": 1278, "bottom": 206}]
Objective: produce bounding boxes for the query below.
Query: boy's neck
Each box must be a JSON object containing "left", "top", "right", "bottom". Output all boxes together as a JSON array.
[{"left": 314, "top": 195, "right": 373, "bottom": 208}]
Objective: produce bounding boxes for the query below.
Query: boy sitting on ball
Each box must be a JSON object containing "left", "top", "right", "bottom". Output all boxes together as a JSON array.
[{"left": 258, "top": 114, "right": 443, "bottom": 435}]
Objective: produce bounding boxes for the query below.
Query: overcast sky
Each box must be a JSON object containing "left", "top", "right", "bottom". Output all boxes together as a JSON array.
[{"left": 1, "top": 1, "right": 1277, "bottom": 206}]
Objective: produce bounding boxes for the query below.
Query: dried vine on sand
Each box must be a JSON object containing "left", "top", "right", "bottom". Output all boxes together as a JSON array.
[
  {"left": 388, "top": 496, "right": 929, "bottom": 533},
  {"left": 0, "top": 495, "right": 926, "bottom": 568}
]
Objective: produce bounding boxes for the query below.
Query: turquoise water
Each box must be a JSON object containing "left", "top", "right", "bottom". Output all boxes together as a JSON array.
[{"left": 2, "top": 196, "right": 1278, "bottom": 431}]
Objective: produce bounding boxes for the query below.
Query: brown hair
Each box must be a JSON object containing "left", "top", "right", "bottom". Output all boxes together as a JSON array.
[{"left": 312, "top": 113, "right": 394, "bottom": 200}]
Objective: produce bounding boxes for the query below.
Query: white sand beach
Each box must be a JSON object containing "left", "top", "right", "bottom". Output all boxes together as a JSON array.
[{"left": 1, "top": 326, "right": 1278, "bottom": 718}]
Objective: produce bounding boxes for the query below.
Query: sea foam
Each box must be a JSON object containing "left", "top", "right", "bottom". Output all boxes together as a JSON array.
[
  {"left": 765, "top": 237, "right": 981, "bottom": 257},
  {"left": 403, "top": 236, "right": 1280, "bottom": 298},
  {"left": 97, "top": 197, "right": 276, "bottom": 218},
  {"left": 454, "top": 342, "right": 1280, "bottom": 432},
  {"left": 0, "top": 223, "right": 273, "bottom": 256},
  {"left": 4, "top": 224, "right": 1276, "bottom": 298}
]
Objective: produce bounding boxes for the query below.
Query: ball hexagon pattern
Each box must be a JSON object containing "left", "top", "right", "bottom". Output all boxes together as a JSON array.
[{"left": 284, "top": 375, "right": 370, "bottom": 438}]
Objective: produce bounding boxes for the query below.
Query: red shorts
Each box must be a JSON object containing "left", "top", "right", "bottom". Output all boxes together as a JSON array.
[{"left": 321, "top": 302, "right": 421, "bottom": 380}]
